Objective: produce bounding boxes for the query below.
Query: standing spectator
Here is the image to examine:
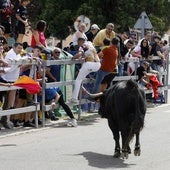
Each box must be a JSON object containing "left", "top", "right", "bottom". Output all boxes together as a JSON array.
[
  {"left": 31, "top": 20, "right": 47, "bottom": 49},
  {"left": 150, "top": 35, "right": 165, "bottom": 75},
  {"left": 131, "top": 38, "right": 150, "bottom": 61},
  {"left": 92, "top": 37, "right": 119, "bottom": 94},
  {"left": 117, "top": 37, "right": 134, "bottom": 76},
  {"left": 72, "top": 23, "right": 88, "bottom": 46},
  {"left": 115, "top": 32, "right": 129, "bottom": 76},
  {"left": 69, "top": 37, "right": 86, "bottom": 77},
  {"left": 15, "top": 0, "right": 30, "bottom": 43},
  {"left": 0, "top": 42, "right": 23, "bottom": 128},
  {"left": 137, "top": 31, "right": 151, "bottom": 47},
  {"left": 93, "top": 23, "right": 115, "bottom": 47},
  {"left": 69, "top": 42, "right": 101, "bottom": 103},
  {"left": 13, "top": 45, "right": 42, "bottom": 127},
  {"left": 85, "top": 24, "right": 100, "bottom": 42}
]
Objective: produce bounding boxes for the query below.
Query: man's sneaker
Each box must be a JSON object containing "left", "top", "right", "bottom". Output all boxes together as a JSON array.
[
  {"left": 3, "top": 121, "right": 14, "bottom": 129},
  {"left": 23, "top": 121, "right": 35, "bottom": 127},
  {"left": 49, "top": 111, "right": 59, "bottom": 121},
  {"left": 68, "top": 98, "right": 79, "bottom": 104},
  {"left": 13, "top": 119, "right": 23, "bottom": 127},
  {"left": 67, "top": 119, "right": 78, "bottom": 127}
]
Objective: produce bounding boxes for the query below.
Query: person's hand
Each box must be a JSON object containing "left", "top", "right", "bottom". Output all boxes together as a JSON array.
[
  {"left": 6, "top": 83, "right": 13, "bottom": 87},
  {"left": 51, "top": 102, "right": 56, "bottom": 109},
  {"left": 2, "top": 60, "right": 8, "bottom": 67}
]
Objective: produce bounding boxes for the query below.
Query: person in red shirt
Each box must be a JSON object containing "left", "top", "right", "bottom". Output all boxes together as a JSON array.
[
  {"left": 92, "top": 37, "right": 119, "bottom": 93},
  {"left": 31, "top": 20, "right": 47, "bottom": 48}
]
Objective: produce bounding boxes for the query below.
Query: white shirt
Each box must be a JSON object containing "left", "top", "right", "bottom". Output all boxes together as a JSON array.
[
  {"left": 72, "top": 30, "right": 87, "bottom": 46},
  {"left": 1, "top": 48, "right": 21, "bottom": 82}
]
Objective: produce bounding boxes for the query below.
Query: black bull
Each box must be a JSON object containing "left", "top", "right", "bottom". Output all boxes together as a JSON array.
[{"left": 88, "top": 79, "right": 146, "bottom": 159}]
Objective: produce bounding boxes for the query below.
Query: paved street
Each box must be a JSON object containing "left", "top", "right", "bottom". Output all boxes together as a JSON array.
[{"left": 0, "top": 104, "right": 170, "bottom": 170}]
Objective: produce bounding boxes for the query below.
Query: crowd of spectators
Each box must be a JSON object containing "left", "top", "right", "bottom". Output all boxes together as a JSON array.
[{"left": 0, "top": 0, "right": 170, "bottom": 130}]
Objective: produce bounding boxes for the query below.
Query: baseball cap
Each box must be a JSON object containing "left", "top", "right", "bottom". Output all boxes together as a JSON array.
[{"left": 91, "top": 24, "right": 100, "bottom": 30}]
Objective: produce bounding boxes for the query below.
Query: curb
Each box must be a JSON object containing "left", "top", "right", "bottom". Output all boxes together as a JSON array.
[{"left": 0, "top": 112, "right": 99, "bottom": 139}]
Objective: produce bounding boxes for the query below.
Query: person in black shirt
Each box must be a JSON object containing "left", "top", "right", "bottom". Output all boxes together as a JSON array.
[
  {"left": 15, "top": 0, "right": 30, "bottom": 43},
  {"left": 85, "top": 24, "right": 100, "bottom": 42}
]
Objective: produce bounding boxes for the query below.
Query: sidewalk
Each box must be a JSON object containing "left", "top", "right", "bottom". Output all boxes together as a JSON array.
[
  {"left": 0, "top": 101, "right": 165, "bottom": 138},
  {"left": 0, "top": 112, "right": 99, "bottom": 138}
]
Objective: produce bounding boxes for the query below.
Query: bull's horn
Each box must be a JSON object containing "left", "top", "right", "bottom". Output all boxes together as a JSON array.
[{"left": 86, "top": 91, "right": 103, "bottom": 98}]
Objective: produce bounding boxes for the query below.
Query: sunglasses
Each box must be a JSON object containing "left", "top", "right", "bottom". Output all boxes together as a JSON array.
[{"left": 54, "top": 51, "right": 60, "bottom": 54}]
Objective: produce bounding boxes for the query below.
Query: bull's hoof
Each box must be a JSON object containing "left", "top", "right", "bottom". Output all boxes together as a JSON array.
[
  {"left": 134, "top": 147, "right": 141, "bottom": 156},
  {"left": 127, "top": 146, "right": 131, "bottom": 154},
  {"left": 113, "top": 151, "right": 121, "bottom": 158},
  {"left": 113, "top": 148, "right": 121, "bottom": 158},
  {"left": 121, "top": 151, "right": 129, "bottom": 159}
]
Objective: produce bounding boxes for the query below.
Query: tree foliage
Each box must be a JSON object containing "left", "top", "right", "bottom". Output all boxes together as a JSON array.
[{"left": 27, "top": 0, "right": 170, "bottom": 39}]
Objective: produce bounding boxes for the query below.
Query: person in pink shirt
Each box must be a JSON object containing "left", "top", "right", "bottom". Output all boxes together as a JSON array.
[{"left": 31, "top": 20, "right": 47, "bottom": 48}]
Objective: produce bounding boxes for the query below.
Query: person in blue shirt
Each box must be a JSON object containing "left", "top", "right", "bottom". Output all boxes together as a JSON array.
[{"left": 38, "top": 86, "right": 78, "bottom": 127}]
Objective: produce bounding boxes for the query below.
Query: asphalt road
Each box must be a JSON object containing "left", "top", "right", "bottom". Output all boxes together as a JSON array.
[{"left": 0, "top": 104, "right": 170, "bottom": 170}]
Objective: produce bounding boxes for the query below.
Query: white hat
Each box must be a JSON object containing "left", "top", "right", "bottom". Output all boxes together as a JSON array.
[{"left": 91, "top": 24, "right": 100, "bottom": 30}]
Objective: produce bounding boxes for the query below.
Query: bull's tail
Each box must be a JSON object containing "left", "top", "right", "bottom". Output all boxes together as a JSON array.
[{"left": 127, "top": 82, "right": 146, "bottom": 143}]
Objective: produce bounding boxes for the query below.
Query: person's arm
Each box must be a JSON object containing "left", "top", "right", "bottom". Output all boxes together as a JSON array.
[
  {"left": 72, "top": 51, "right": 83, "bottom": 59},
  {"left": 16, "top": 14, "right": 28, "bottom": 25},
  {"left": 45, "top": 67, "right": 57, "bottom": 82},
  {"left": 51, "top": 92, "right": 61, "bottom": 109},
  {"left": 157, "top": 51, "right": 165, "bottom": 60}
]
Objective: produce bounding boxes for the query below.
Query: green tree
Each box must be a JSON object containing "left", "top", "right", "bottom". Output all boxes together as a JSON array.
[{"left": 31, "top": 0, "right": 170, "bottom": 39}]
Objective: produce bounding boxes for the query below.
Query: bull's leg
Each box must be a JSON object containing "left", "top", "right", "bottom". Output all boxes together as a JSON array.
[
  {"left": 134, "top": 133, "right": 141, "bottom": 156},
  {"left": 108, "top": 119, "right": 121, "bottom": 158},
  {"left": 121, "top": 130, "right": 130, "bottom": 159},
  {"left": 113, "top": 133, "right": 121, "bottom": 158}
]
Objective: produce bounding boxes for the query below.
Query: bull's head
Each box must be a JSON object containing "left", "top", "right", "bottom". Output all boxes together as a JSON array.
[{"left": 86, "top": 91, "right": 107, "bottom": 118}]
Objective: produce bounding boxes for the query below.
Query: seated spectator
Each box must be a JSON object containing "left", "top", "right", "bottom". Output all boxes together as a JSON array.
[
  {"left": 31, "top": 20, "right": 47, "bottom": 49},
  {"left": 136, "top": 61, "right": 159, "bottom": 89},
  {"left": 46, "top": 47, "right": 61, "bottom": 82},
  {"left": 38, "top": 86, "right": 78, "bottom": 127}
]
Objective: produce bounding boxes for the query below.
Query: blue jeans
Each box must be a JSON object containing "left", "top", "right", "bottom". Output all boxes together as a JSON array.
[
  {"left": 118, "top": 63, "right": 124, "bottom": 76},
  {"left": 92, "top": 70, "right": 110, "bottom": 93}
]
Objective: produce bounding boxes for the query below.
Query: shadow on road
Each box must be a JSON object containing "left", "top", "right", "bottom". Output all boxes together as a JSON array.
[{"left": 77, "top": 151, "right": 136, "bottom": 169}]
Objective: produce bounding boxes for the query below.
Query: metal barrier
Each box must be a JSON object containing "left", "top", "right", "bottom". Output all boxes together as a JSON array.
[
  {"left": 0, "top": 54, "right": 169, "bottom": 128},
  {"left": 41, "top": 58, "right": 84, "bottom": 126},
  {"left": 0, "top": 58, "right": 40, "bottom": 128}
]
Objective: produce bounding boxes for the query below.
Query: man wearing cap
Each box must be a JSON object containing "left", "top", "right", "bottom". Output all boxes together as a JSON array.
[
  {"left": 93, "top": 23, "right": 115, "bottom": 47},
  {"left": 86, "top": 24, "right": 100, "bottom": 42}
]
